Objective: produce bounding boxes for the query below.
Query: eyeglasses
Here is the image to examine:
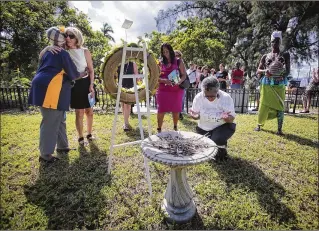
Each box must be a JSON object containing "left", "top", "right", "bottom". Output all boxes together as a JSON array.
[
  {"left": 204, "top": 92, "right": 219, "bottom": 100},
  {"left": 63, "top": 33, "right": 76, "bottom": 39},
  {"left": 204, "top": 94, "right": 218, "bottom": 100}
]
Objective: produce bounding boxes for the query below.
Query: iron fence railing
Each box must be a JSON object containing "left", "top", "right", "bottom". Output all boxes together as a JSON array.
[{"left": 1, "top": 86, "right": 318, "bottom": 114}]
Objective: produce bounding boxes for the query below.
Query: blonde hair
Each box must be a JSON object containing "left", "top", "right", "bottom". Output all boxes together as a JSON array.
[
  {"left": 65, "top": 27, "right": 84, "bottom": 48},
  {"left": 174, "top": 50, "right": 183, "bottom": 57}
]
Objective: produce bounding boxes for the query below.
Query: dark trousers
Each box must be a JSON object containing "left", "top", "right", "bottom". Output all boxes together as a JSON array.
[{"left": 196, "top": 123, "right": 236, "bottom": 146}]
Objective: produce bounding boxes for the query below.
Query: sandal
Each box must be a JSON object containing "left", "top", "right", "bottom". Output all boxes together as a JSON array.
[
  {"left": 39, "top": 156, "right": 60, "bottom": 163},
  {"left": 78, "top": 137, "right": 84, "bottom": 144},
  {"left": 86, "top": 134, "right": 94, "bottom": 141}
]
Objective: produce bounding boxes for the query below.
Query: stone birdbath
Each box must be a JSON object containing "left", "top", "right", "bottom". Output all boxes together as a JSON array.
[{"left": 141, "top": 131, "right": 218, "bottom": 224}]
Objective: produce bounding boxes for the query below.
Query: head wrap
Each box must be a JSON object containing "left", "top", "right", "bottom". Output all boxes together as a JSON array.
[
  {"left": 271, "top": 31, "right": 282, "bottom": 43},
  {"left": 46, "top": 27, "right": 65, "bottom": 45}
]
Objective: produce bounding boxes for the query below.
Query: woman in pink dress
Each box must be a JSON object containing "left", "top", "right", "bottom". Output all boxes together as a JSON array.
[{"left": 156, "top": 43, "right": 187, "bottom": 132}]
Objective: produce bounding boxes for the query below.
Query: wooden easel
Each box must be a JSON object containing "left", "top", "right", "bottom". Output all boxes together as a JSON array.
[{"left": 108, "top": 41, "right": 153, "bottom": 195}]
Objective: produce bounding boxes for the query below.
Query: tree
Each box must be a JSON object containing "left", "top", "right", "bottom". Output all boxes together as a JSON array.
[
  {"left": 0, "top": 1, "right": 112, "bottom": 84},
  {"left": 167, "top": 18, "right": 226, "bottom": 68},
  {"left": 101, "top": 22, "right": 115, "bottom": 43},
  {"left": 85, "top": 31, "right": 111, "bottom": 76},
  {"left": 0, "top": 1, "right": 61, "bottom": 81},
  {"left": 155, "top": 1, "right": 319, "bottom": 77},
  {"left": 146, "top": 31, "right": 167, "bottom": 59}
]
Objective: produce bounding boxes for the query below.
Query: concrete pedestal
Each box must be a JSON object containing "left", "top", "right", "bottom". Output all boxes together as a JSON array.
[{"left": 141, "top": 131, "right": 218, "bottom": 224}]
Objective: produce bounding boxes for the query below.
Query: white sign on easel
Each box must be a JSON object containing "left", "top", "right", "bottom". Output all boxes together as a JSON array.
[{"left": 108, "top": 20, "right": 153, "bottom": 195}]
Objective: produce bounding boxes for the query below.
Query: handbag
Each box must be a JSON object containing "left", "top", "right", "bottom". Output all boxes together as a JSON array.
[{"left": 177, "top": 59, "right": 190, "bottom": 89}]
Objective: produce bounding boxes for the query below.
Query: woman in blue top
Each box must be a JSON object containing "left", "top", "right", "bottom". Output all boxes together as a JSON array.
[{"left": 29, "top": 27, "right": 84, "bottom": 163}]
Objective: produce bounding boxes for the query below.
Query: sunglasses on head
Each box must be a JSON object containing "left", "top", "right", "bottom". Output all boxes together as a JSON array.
[{"left": 63, "top": 33, "right": 76, "bottom": 39}]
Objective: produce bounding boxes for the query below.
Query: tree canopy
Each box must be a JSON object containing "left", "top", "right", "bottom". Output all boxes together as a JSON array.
[
  {"left": 0, "top": 1, "right": 111, "bottom": 86},
  {"left": 155, "top": 1, "right": 318, "bottom": 76}
]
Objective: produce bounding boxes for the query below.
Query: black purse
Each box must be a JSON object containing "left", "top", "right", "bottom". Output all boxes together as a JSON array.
[{"left": 177, "top": 59, "right": 190, "bottom": 89}]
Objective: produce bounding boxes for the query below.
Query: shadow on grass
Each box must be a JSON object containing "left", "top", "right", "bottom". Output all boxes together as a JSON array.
[
  {"left": 263, "top": 129, "right": 318, "bottom": 148},
  {"left": 124, "top": 126, "right": 150, "bottom": 140},
  {"left": 209, "top": 156, "right": 298, "bottom": 228},
  {"left": 286, "top": 113, "right": 318, "bottom": 120},
  {"left": 24, "top": 141, "right": 111, "bottom": 229}
]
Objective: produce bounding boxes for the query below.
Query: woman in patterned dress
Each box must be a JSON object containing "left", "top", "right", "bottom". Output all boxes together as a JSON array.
[{"left": 254, "top": 31, "right": 290, "bottom": 135}]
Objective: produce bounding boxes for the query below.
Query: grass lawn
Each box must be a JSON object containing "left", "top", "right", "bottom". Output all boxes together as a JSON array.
[{"left": 1, "top": 110, "right": 318, "bottom": 230}]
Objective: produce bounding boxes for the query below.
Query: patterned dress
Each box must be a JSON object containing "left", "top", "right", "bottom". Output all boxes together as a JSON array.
[
  {"left": 258, "top": 52, "right": 288, "bottom": 127},
  {"left": 156, "top": 58, "right": 184, "bottom": 113}
]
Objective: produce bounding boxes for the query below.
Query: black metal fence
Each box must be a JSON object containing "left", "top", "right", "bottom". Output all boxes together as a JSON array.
[{"left": 1, "top": 86, "right": 318, "bottom": 114}]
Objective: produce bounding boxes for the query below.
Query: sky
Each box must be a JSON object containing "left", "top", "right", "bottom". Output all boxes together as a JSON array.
[
  {"left": 69, "top": 1, "right": 317, "bottom": 78},
  {"left": 69, "top": 1, "right": 179, "bottom": 45}
]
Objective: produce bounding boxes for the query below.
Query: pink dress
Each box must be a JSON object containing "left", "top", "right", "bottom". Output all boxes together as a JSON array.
[{"left": 156, "top": 58, "right": 184, "bottom": 113}]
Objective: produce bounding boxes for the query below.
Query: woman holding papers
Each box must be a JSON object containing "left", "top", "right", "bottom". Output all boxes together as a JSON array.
[
  {"left": 156, "top": 43, "right": 187, "bottom": 132},
  {"left": 65, "top": 27, "right": 96, "bottom": 144}
]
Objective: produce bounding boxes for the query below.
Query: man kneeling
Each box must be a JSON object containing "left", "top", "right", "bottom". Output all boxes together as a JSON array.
[{"left": 189, "top": 77, "right": 236, "bottom": 162}]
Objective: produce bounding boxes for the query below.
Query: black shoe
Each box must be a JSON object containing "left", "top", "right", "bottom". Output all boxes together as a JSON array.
[
  {"left": 252, "top": 108, "right": 259, "bottom": 111},
  {"left": 86, "top": 134, "right": 95, "bottom": 141},
  {"left": 39, "top": 156, "right": 60, "bottom": 163},
  {"left": 174, "top": 125, "right": 178, "bottom": 131},
  {"left": 212, "top": 148, "right": 228, "bottom": 163},
  {"left": 276, "top": 130, "right": 284, "bottom": 136},
  {"left": 78, "top": 137, "right": 84, "bottom": 144},
  {"left": 179, "top": 113, "right": 184, "bottom": 120}
]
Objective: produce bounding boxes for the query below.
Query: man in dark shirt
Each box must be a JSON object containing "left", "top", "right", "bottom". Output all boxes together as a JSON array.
[{"left": 216, "top": 63, "right": 228, "bottom": 90}]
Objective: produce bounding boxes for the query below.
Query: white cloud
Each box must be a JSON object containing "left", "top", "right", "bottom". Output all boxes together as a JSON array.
[{"left": 69, "top": 1, "right": 179, "bottom": 45}]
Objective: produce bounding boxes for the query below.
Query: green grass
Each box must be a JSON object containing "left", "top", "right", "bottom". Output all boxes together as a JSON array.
[{"left": 1, "top": 110, "right": 318, "bottom": 230}]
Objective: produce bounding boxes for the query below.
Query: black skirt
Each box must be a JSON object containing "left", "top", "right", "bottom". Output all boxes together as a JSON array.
[{"left": 71, "top": 77, "right": 91, "bottom": 109}]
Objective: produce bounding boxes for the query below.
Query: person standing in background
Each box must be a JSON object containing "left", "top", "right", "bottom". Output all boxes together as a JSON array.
[
  {"left": 195, "top": 66, "right": 202, "bottom": 88},
  {"left": 174, "top": 50, "right": 187, "bottom": 120},
  {"left": 187, "top": 62, "right": 197, "bottom": 88},
  {"left": 117, "top": 61, "right": 139, "bottom": 131},
  {"left": 301, "top": 68, "right": 319, "bottom": 113},
  {"left": 199, "top": 66, "right": 210, "bottom": 88},
  {"left": 210, "top": 68, "right": 216, "bottom": 77},
  {"left": 231, "top": 62, "right": 244, "bottom": 89},
  {"left": 254, "top": 31, "right": 290, "bottom": 135},
  {"left": 156, "top": 44, "right": 186, "bottom": 132}
]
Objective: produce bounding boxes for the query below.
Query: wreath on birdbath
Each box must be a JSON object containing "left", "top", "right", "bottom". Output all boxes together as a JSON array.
[{"left": 99, "top": 43, "right": 160, "bottom": 104}]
